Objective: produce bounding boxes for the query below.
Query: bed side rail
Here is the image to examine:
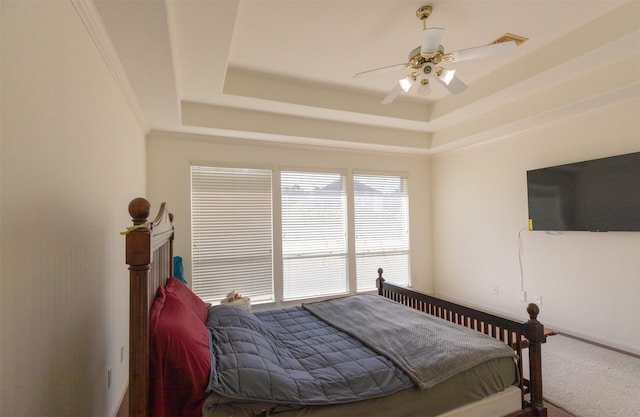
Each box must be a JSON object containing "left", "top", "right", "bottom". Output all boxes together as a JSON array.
[
  {"left": 376, "top": 269, "right": 525, "bottom": 347},
  {"left": 376, "top": 268, "right": 547, "bottom": 416}
]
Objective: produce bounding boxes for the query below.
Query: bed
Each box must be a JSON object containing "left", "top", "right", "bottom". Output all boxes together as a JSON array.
[{"left": 125, "top": 197, "right": 548, "bottom": 417}]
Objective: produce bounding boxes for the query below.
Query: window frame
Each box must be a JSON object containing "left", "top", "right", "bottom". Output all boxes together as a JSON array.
[
  {"left": 190, "top": 162, "right": 276, "bottom": 304},
  {"left": 352, "top": 171, "right": 411, "bottom": 291},
  {"left": 189, "top": 163, "right": 412, "bottom": 306},
  {"left": 280, "top": 168, "right": 349, "bottom": 300}
]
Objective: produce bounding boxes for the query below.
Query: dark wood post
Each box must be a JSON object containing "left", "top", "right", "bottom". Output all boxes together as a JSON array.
[
  {"left": 524, "top": 303, "right": 547, "bottom": 417},
  {"left": 376, "top": 268, "right": 385, "bottom": 296},
  {"left": 126, "top": 198, "right": 152, "bottom": 417}
]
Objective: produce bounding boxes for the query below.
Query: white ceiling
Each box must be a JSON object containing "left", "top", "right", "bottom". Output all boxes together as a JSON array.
[{"left": 91, "top": 0, "right": 640, "bottom": 154}]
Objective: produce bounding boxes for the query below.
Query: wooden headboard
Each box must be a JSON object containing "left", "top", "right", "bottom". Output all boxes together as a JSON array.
[{"left": 125, "top": 198, "right": 174, "bottom": 417}]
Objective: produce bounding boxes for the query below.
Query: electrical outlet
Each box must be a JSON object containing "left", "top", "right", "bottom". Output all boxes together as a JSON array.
[
  {"left": 121, "top": 346, "right": 125, "bottom": 363},
  {"left": 518, "top": 290, "right": 527, "bottom": 302},
  {"left": 534, "top": 295, "right": 542, "bottom": 305},
  {"left": 107, "top": 368, "right": 112, "bottom": 389},
  {"left": 492, "top": 285, "right": 499, "bottom": 295}
]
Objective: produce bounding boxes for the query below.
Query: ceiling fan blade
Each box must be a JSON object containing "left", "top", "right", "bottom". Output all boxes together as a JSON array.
[
  {"left": 421, "top": 27, "right": 445, "bottom": 54},
  {"left": 438, "top": 69, "right": 456, "bottom": 84},
  {"left": 436, "top": 70, "right": 467, "bottom": 94},
  {"left": 381, "top": 83, "right": 403, "bottom": 104},
  {"left": 449, "top": 40, "right": 516, "bottom": 63},
  {"left": 353, "top": 63, "right": 408, "bottom": 79}
]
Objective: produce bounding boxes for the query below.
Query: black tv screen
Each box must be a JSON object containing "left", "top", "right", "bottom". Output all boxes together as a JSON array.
[{"left": 527, "top": 152, "right": 640, "bottom": 232}]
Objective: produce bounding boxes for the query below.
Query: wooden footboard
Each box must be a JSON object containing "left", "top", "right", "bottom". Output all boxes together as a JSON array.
[{"left": 376, "top": 268, "right": 548, "bottom": 417}]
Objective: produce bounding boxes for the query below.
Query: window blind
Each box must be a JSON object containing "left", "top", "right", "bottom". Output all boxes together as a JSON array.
[
  {"left": 191, "top": 165, "right": 274, "bottom": 303},
  {"left": 281, "top": 171, "right": 347, "bottom": 299},
  {"left": 354, "top": 174, "right": 410, "bottom": 291}
]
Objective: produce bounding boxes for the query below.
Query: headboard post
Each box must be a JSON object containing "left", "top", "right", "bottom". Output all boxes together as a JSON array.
[
  {"left": 126, "top": 198, "right": 152, "bottom": 417},
  {"left": 125, "top": 197, "right": 175, "bottom": 417}
]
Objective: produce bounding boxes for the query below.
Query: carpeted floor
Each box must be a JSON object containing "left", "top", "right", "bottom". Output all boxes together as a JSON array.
[{"left": 536, "top": 335, "right": 640, "bottom": 417}]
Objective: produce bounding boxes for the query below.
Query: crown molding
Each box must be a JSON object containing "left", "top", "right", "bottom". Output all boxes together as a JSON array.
[{"left": 71, "top": 0, "right": 149, "bottom": 132}]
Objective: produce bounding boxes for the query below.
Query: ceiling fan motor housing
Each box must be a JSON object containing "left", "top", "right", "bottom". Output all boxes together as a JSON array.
[{"left": 422, "top": 62, "right": 435, "bottom": 77}]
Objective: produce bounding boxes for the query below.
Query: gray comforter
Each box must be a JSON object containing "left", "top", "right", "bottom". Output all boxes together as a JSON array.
[
  {"left": 303, "top": 294, "right": 518, "bottom": 389},
  {"left": 205, "top": 294, "right": 517, "bottom": 404},
  {"left": 205, "top": 304, "right": 413, "bottom": 404}
]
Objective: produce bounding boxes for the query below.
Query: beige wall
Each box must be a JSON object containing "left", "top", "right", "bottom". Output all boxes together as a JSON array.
[
  {"left": 1, "top": 2, "right": 637, "bottom": 417},
  {"left": 431, "top": 99, "right": 640, "bottom": 354},
  {"left": 0, "top": 1, "right": 146, "bottom": 416},
  {"left": 146, "top": 131, "right": 433, "bottom": 303}
]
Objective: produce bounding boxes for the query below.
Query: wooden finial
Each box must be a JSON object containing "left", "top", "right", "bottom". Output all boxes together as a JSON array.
[
  {"left": 527, "top": 303, "right": 540, "bottom": 322},
  {"left": 378, "top": 268, "right": 384, "bottom": 279},
  {"left": 128, "top": 198, "right": 150, "bottom": 225}
]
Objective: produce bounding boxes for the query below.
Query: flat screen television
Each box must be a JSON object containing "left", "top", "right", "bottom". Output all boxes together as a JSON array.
[{"left": 527, "top": 152, "right": 640, "bottom": 232}]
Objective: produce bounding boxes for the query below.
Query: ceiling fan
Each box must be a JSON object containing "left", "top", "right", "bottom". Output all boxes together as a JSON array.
[{"left": 353, "top": 5, "right": 525, "bottom": 104}]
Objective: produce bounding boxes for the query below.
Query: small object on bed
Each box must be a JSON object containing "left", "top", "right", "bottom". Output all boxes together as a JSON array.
[
  {"left": 220, "top": 291, "right": 251, "bottom": 312},
  {"left": 224, "top": 290, "right": 239, "bottom": 302}
]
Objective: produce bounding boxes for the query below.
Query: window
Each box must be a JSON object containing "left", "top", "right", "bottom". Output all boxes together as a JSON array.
[
  {"left": 190, "top": 165, "right": 411, "bottom": 305},
  {"left": 191, "top": 166, "right": 273, "bottom": 303},
  {"left": 281, "top": 171, "right": 347, "bottom": 299},
  {"left": 354, "top": 174, "right": 410, "bottom": 290}
]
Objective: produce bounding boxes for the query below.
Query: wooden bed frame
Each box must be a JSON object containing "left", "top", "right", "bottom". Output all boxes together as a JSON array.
[{"left": 125, "top": 198, "right": 548, "bottom": 417}]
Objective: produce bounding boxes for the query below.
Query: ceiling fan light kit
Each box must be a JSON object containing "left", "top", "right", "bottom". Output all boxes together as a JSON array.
[
  {"left": 354, "top": 5, "right": 526, "bottom": 104},
  {"left": 399, "top": 76, "right": 414, "bottom": 92}
]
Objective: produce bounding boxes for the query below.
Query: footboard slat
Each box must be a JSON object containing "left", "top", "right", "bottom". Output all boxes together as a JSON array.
[{"left": 376, "top": 268, "right": 547, "bottom": 417}]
